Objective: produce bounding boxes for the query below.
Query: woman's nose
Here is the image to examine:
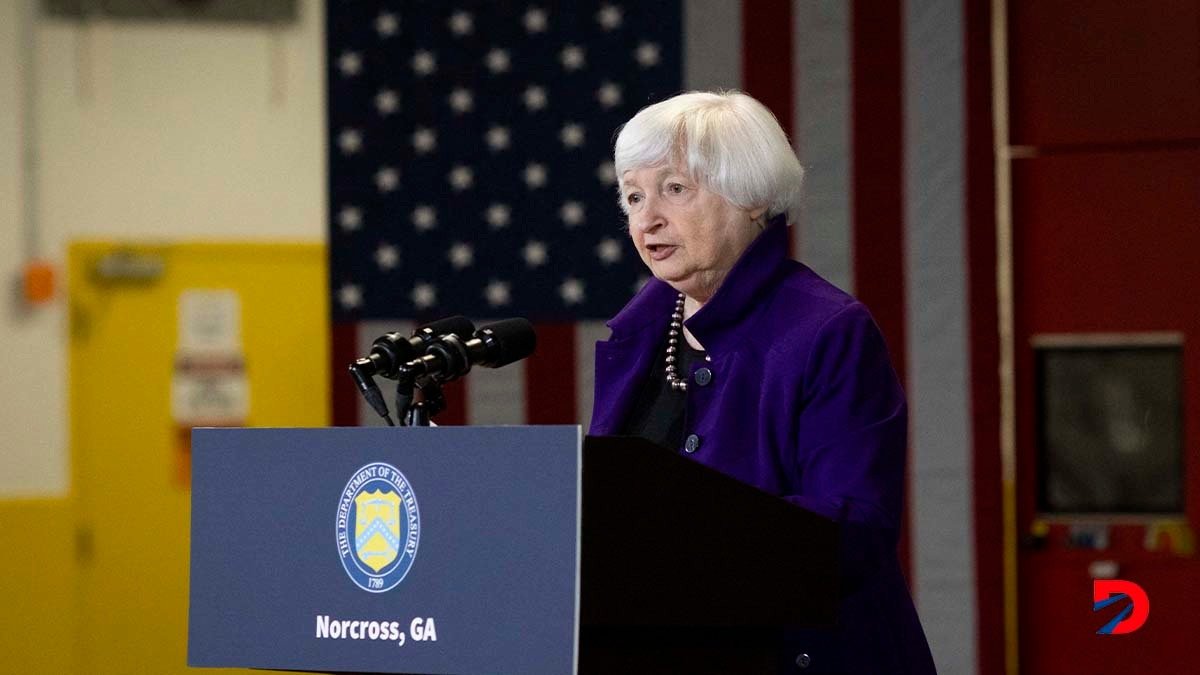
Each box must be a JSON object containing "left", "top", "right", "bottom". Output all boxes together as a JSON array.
[{"left": 630, "top": 196, "right": 665, "bottom": 233}]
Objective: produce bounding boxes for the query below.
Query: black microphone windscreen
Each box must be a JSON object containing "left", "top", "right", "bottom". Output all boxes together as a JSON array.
[
  {"left": 475, "top": 318, "right": 536, "bottom": 368},
  {"left": 418, "top": 315, "right": 475, "bottom": 341}
]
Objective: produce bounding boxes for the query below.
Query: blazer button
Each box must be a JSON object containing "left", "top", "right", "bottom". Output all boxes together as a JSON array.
[
  {"left": 795, "top": 653, "right": 812, "bottom": 669},
  {"left": 693, "top": 367, "right": 713, "bottom": 386},
  {"left": 684, "top": 434, "right": 701, "bottom": 453}
]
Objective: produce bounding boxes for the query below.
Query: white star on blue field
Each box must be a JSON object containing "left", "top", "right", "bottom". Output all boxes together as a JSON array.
[{"left": 328, "top": 1, "right": 681, "bottom": 321}]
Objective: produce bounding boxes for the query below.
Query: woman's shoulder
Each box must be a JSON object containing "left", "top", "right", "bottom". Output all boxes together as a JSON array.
[
  {"left": 766, "top": 261, "right": 871, "bottom": 336},
  {"left": 739, "top": 262, "right": 895, "bottom": 381}
]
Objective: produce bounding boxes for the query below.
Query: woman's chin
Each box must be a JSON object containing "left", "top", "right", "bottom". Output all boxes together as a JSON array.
[
  {"left": 651, "top": 268, "right": 687, "bottom": 289},
  {"left": 660, "top": 277, "right": 703, "bottom": 301}
]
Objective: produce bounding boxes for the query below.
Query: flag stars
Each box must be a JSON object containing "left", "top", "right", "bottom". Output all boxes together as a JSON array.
[
  {"left": 375, "top": 243, "right": 400, "bottom": 271},
  {"left": 484, "top": 280, "right": 512, "bottom": 307},
  {"left": 524, "top": 7, "right": 548, "bottom": 33},
  {"left": 337, "top": 51, "right": 362, "bottom": 77},
  {"left": 412, "top": 50, "right": 437, "bottom": 76},
  {"left": 596, "top": 238, "right": 623, "bottom": 264},
  {"left": 338, "top": 128, "right": 363, "bottom": 155},
  {"left": 374, "top": 89, "right": 399, "bottom": 116},
  {"left": 560, "top": 123, "right": 585, "bottom": 148},
  {"left": 597, "top": 81, "right": 622, "bottom": 108},
  {"left": 448, "top": 11, "right": 474, "bottom": 36},
  {"left": 596, "top": 161, "right": 617, "bottom": 185},
  {"left": 635, "top": 42, "right": 662, "bottom": 68},
  {"left": 485, "top": 203, "right": 511, "bottom": 229},
  {"left": 411, "top": 283, "right": 437, "bottom": 310},
  {"left": 560, "top": 45, "right": 586, "bottom": 71},
  {"left": 524, "top": 163, "right": 548, "bottom": 189},
  {"left": 596, "top": 4, "right": 623, "bottom": 30},
  {"left": 448, "top": 242, "right": 475, "bottom": 269},
  {"left": 522, "top": 85, "right": 548, "bottom": 111},
  {"left": 448, "top": 165, "right": 474, "bottom": 191},
  {"left": 412, "top": 127, "right": 437, "bottom": 154},
  {"left": 374, "top": 12, "right": 399, "bottom": 38},
  {"left": 337, "top": 205, "right": 362, "bottom": 231},
  {"left": 485, "top": 48, "right": 511, "bottom": 74},
  {"left": 375, "top": 166, "right": 400, "bottom": 192},
  {"left": 485, "top": 126, "right": 511, "bottom": 151},
  {"left": 448, "top": 87, "right": 474, "bottom": 114},
  {"left": 523, "top": 240, "right": 548, "bottom": 268},
  {"left": 338, "top": 284, "right": 363, "bottom": 310},
  {"left": 412, "top": 205, "right": 437, "bottom": 231},
  {"left": 560, "top": 278, "right": 585, "bottom": 305},
  {"left": 559, "top": 201, "right": 585, "bottom": 227}
]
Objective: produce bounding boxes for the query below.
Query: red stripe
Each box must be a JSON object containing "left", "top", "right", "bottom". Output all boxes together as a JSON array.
[
  {"left": 965, "top": 0, "right": 1004, "bottom": 672},
  {"left": 742, "top": 0, "right": 796, "bottom": 258},
  {"left": 849, "top": 0, "right": 912, "bottom": 582},
  {"left": 524, "top": 322, "right": 578, "bottom": 424},
  {"left": 331, "top": 322, "right": 360, "bottom": 426},
  {"left": 741, "top": 0, "right": 794, "bottom": 138},
  {"left": 436, "top": 379, "right": 469, "bottom": 426}
]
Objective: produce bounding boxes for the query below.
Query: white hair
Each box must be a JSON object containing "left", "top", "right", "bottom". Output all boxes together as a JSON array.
[{"left": 613, "top": 90, "right": 804, "bottom": 225}]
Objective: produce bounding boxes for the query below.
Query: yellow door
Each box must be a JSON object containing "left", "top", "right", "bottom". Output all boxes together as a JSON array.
[{"left": 69, "top": 242, "right": 328, "bottom": 674}]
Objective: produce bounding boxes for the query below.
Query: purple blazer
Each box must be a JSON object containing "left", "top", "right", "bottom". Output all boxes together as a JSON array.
[{"left": 589, "top": 220, "right": 936, "bottom": 674}]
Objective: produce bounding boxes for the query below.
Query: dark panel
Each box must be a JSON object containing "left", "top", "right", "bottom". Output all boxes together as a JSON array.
[
  {"left": 1036, "top": 346, "right": 1183, "bottom": 514},
  {"left": 580, "top": 435, "right": 838, "bottom": 627},
  {"left": 1008, "top": 0, "right": 1200, "bottom": 146}
]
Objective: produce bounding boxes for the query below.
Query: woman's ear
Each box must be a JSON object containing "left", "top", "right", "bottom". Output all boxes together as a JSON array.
[{"left": 749, "top": 207, "right": 768, "bottom": 230}]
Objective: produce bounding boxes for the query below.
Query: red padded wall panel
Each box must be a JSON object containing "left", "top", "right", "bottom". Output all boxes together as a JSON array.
[
  {"left": 1013, "top": 151, "right": 1200, "bottom": 330},
  {"left": 1011, "top": 150, "right": 1200, "bottom": 673},
  {"left": 1008, "top": 0, "right": 1200, "bottom": 146}
]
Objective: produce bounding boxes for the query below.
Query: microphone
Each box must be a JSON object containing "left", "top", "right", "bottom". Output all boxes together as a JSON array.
[
  {"left": 364, "top": 315, "right": 476, "bottom": 379},
  {"left": 399, "top": 318, "right": 536, "bottom": 383},
  {"left": 349, "top": 316, "right": 476, "bottom": 424}
]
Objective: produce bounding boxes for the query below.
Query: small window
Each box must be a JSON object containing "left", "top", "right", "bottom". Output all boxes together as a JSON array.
[{"left": 1035, "top": 338, "right": 1184, "bottom": 514}]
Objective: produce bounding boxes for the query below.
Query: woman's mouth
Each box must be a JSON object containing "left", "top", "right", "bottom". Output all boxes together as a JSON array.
[{"left": 646, "top": 244, "right": 677, "bottom": 261}]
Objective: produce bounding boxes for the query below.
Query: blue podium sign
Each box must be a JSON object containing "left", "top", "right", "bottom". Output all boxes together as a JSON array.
[{"left": 188, "top": 426, "right": 581, "bottom": 674}]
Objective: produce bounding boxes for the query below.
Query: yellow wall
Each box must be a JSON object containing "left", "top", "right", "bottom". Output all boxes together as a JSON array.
[
  {"left": 0, "top": 499, "right": 77, "bottom": 674},
  {"left": 0, "top": 1, "right": 328, "bottom": 670},
  {"left": 0, "top": 241, "right": 328, "bottom": 674},
  {"left": 0, "top": 0, "right": 327, "bottom": 497}
]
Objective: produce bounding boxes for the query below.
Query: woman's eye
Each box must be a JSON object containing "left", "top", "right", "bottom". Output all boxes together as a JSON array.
[
  {"left": 667, "top": 183, "right": 685, "bottom": 194},
  {"left": 627, "top": 193, "right": 642, "bottom": 205}
]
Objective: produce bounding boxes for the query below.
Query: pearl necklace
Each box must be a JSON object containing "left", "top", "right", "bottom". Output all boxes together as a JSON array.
[{"left": 665, "top": 293, "right": 688, "bottom": 392}]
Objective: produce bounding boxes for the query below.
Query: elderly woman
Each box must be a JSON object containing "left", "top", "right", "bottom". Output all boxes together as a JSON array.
[{"left": 589, "top": 91, "right": 936, "bottom": 674}]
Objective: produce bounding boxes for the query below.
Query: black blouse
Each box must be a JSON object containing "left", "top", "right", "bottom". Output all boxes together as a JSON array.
[{"left": 616, "top": 335, "right": 707, "bottom": 452}]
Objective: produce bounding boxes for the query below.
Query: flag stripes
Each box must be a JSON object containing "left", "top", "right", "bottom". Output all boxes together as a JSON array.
[
  {"left": 905, "top": 1, "right": 979, "bottom": 673},
  {"left": 329, "top": 3, "right": 983, "bottom": 672}
]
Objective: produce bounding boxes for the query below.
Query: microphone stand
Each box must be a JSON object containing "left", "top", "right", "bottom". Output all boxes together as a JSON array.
[
  {"left": 394, "top": 369, "right": 445, "bottom": 427},
  {"left": 405, "top": 379, "right": 445, "bottom": 427}
]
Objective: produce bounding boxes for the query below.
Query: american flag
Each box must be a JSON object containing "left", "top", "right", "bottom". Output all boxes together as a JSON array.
[
  {"left": 328, "top": 0, "right": 681, "bottom": 426},
  {"left": 328, "top": 3, "right": 984, "bottom": 673}
]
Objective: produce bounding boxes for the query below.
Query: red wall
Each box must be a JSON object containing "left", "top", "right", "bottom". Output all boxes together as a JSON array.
[{"left": 1005, "top": 1, "right": 1200, "bottom": 671}]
